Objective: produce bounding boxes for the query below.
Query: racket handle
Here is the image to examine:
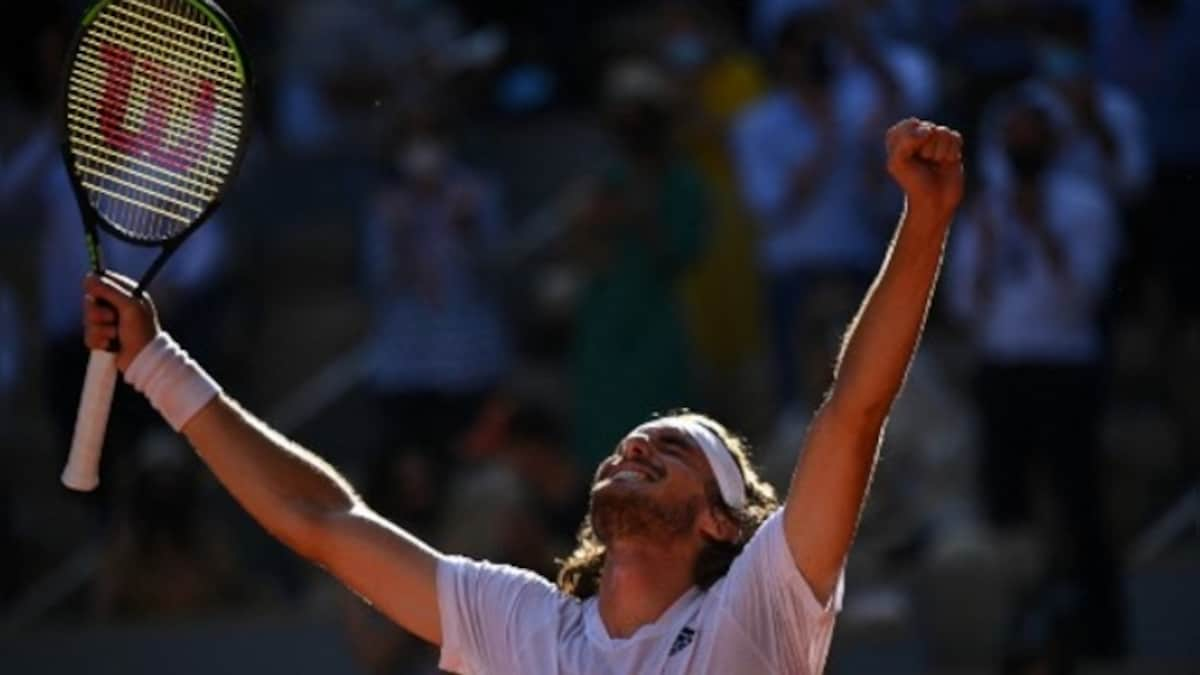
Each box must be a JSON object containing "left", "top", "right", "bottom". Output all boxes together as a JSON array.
[{"left": 62, "top": 350, "right": 118, "bottom": 492}]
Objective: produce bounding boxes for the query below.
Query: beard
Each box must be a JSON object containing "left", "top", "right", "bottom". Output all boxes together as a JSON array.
[{"left": 590, "top": 485, "right": 702, "bottom": 543}]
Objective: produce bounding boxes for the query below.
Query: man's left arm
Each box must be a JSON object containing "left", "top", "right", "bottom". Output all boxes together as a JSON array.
[{"left": 783, "top": 119, "right": 964, "bottom": 603}]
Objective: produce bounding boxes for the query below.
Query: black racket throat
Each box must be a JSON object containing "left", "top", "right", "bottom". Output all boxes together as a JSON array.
[{"left": 66, "top": 150, "right": 179, "bottom": 298}]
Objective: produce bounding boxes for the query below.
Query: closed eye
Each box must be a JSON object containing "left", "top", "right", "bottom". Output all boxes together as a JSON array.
[
  {"left": 657, "top": 433, "right": 699, "bottom": 465},
  {"left": 657, "top": 433, "right": 686, "bottom": 451}
]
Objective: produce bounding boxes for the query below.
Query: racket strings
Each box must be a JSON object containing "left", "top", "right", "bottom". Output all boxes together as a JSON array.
[
  {"left": 67, "top": 47, "right": 242, "bottom": 158},
  {"left": 87, "top": 12, "right": 244, "bottom": 104},
  {"left": 83, "top": 1, "right": 243, "bottom": 162},
  {"left": 110, "top": 0, "right": 243, "bottom": 107},
  {"left": 65, "top": 0, "right": 247, "bottom": 242},
  {"left": 112, "top": 0, "right": 238, "bottom": 74}
]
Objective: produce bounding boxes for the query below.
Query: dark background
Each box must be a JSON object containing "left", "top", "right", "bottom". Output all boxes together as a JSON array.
[{"left": 1, "top": 0, "right": 1198, "bottom": 673}]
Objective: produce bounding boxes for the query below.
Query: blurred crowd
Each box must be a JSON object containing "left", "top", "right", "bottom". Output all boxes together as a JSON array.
[{"left": 2, "top": 0, "right": 1199, "bottom": 673}]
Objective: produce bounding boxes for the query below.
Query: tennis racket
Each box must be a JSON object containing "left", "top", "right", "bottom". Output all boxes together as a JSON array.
[{"left": 60, "top": 0, "right": 252, "bottom": 491}]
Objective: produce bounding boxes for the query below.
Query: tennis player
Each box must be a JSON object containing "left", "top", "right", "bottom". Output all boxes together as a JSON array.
[{"left": 81, "top": 117, "right": 963, "bottom": 674}]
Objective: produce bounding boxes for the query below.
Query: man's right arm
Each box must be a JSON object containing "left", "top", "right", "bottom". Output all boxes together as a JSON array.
[
  {"left": 82, "top": 274, "right": 443, "bottom": 645},
  {"left": 181, "top": 396, "right": 443, "bottom": 645}
]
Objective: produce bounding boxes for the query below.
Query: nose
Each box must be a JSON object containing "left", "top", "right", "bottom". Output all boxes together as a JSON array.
[{"left": 619, "top": 432, "right": 652, "bottom": 460}]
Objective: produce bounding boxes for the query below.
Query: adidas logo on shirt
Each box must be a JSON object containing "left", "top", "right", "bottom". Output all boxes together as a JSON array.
[{"left": 669, "top": 627, "right": 696, "bottom": 657}]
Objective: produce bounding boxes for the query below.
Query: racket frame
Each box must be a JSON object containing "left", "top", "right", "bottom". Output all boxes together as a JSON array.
[{"left": 59, "top": 0, "right": 254, "bottom": 292}]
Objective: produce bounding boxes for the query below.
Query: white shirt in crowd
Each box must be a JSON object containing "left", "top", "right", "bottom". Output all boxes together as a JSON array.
[
  {"left": 437, "top": 509, "right": 843, "bottom": 675},
  {"left": 361, "top": 165, "right": 510, "bottom": 394},
  {"left": 732, "top": 72, "right": 884, "bottom": 276},
  {"left": 946, "top": 172, "right": 1121, "bottom": 365}
]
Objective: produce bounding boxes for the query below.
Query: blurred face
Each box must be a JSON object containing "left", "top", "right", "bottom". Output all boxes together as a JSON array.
[
  {"left": 1003, "top": 107, "right": 1057, "bottom": 182},
  {"left": 589, "top": 420, "right": 719, "bottom": 543},
  {"left": 774, "top": 16, "right": 834, "bottom": 90}
]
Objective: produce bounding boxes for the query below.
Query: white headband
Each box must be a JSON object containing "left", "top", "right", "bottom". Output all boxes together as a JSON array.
[{"left": 630, "top": 418, "right": 746, "bottom": 509}]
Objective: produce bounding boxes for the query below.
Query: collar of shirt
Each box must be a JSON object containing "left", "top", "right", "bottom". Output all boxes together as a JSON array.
[{"left": 583, "top": 586, "right": 705, "bottom": 649}]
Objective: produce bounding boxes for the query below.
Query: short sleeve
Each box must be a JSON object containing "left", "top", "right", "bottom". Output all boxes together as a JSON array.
[
  {"left": 437, "top": 555, "right": 564, "bottom": 674},
  {"left": 713, "top": 510, "right": 843, "bottom": 673}
]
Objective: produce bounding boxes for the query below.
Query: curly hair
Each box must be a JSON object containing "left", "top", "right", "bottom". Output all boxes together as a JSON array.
[{"left": 556, "top": 411, "right": 780, "bottom": 599}]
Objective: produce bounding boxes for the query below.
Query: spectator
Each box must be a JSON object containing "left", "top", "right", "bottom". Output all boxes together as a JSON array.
[
  {"left": 947, "top": 97, "right": 1127, "bottom": 665},
  {"left": 1093, "top": 0, "right": 1200, "bottom": 173},
  {"left": 732, "top": 8, "right": 893, "bottom": 417},
  {"left": 655, "top": 0, "right": 770, "bottom": 428},
  {"left": 978, "top": 5, "right": 1151, "bottom": 204},
  {"left": 565, "top": 59, "right": 708, "bottom": 469},
  {"left": 360, "top": 103, "right": 510, "bottom": 537},
  {"left": 928, "top": 1, "right": 1041, "bottom": 152}
]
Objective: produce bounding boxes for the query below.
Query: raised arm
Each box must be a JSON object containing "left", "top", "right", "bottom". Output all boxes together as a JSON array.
[
  {"left": 82, "top": 275, "right": 443, "bottom": 644},
  {"left": 783, "top": 119, "right": 964, "bottom": 603}
]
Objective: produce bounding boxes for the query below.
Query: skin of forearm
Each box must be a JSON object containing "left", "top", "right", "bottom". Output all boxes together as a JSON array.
[
  {"left": 829, "top": 201, "right": 951, "bottom": 424},
  {"left": 181, "top": 395, "right": 361, "bottom": 558}
]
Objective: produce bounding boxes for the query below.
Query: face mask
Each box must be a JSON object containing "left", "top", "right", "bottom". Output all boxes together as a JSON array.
[
  {"left": 1038, "top": 44, "right": 1089, "bottom": 80},
  {"left": 663, "top": 33, "right": 710, "bottom": 72}
]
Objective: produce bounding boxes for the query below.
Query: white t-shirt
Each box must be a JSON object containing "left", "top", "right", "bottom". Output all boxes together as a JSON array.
[
  {"left": 732, "top": 79, "right": 884, "bottom": 275},
  {"left": 946, "top": 173, "right": 1120, "bottom": 365},
  {"left": 437, "top": 509, "right": 843, "bottom": 675}
]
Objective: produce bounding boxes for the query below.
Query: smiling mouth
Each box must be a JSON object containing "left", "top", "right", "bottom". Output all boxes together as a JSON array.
[{"left": 600, "top": 462, "right": 660, "bottom": 485}]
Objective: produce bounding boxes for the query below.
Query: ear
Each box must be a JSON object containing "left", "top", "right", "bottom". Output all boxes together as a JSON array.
[{"left": 697, "top": 504, "right": 739, "bottom": 544}]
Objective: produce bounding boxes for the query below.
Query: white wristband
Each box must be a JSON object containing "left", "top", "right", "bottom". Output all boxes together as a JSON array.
[{"left": 124, "top": 332, "right": 222, "bottom": 432}]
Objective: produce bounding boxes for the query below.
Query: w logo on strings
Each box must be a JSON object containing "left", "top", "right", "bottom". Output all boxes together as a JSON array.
[{"left": 97, "top": 41, "right": 217, "bottom": 173}]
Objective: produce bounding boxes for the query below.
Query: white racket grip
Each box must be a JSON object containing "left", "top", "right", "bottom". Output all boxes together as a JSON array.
[{"left": 63, "top": 350, "right": 118, "bottom": 492}]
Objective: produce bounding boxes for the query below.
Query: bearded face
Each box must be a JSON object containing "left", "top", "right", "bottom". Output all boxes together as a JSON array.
[
  {"left": 588, "top": 421, "right": 721, "bottom": 544},
  {"left": 590, "top": 483, "right": 703, "bottom": 543},
  {"left": 557, "top": 416, "right": 770, "bottom": 599}
]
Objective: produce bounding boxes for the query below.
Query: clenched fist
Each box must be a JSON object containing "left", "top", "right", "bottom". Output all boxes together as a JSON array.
[
  {"left": 885, "top": 118, "right": 964, "bottom": 221},
  {"left": 83, "top": 273, "right": 159, "bottom": 372}
]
